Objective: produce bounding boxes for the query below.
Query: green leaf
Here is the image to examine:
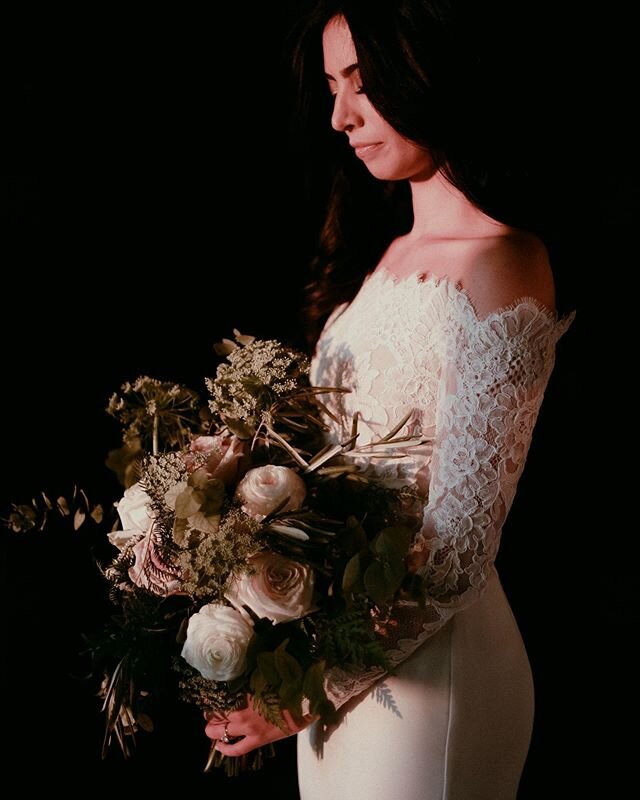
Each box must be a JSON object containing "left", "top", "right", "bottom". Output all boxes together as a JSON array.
[
  {"left": 344, "top": 515, "right": 368, "bottom": 552},
  {"left": 279, "top": 683, "right": 303, "bottom": 719},
  {"left": 275, "top": 648, "right": 303, "bottom": 687},
  {"left": 173, "top": 516, "right": 187, "bottom": 545},
  {"left": 363, "top": 561, "right": 388, "bottom": 606},
  {"left": 257, "top": 652, "right": 281, "bottom": 687},
  {"left": 302, "top": 661, "right": 334, "bottom": 719},
  {"left": 188, "top": 468, "right": 209, "bottom": 491},
  {"left": 224, "top": 418, "right": 254, "bottom": 439},
  {"left": 374, "top": 526, "right": 412, "bottom": 561},
  {"left": 174, "top": 487, "right": 202, "bottom": 518},
  {"left": 250, "top": 668, "right": 267, "bottom": 694},
  {"left": 382, "top": 559, "right": 406, "bottom": 595},
  {"left": 176, "top": 616, "right": 189, "bottom": 644},
  {"left": 201, "top": 479, "right": 225, "bottom": 517},
  {"left": 342, "top": 553, "right": 361, "bottom": 594}
]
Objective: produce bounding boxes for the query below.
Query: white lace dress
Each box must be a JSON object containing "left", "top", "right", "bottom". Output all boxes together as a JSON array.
[{"left": 297, "top": 268, "right": 575, "bottom": 800}]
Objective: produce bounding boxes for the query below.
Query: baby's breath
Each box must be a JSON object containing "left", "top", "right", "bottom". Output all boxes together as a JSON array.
[
  {"left": 175, "top": 661, "right": 243, "bottom": 712},
  {"left": 206, "top": 338, "right": 309, "bottom": 430},
  {"left": 177, "top": 508, "right": 263, "bottom": 601},
  {"left": 140, "top": 453, "right": 187, "bottom": 514}
]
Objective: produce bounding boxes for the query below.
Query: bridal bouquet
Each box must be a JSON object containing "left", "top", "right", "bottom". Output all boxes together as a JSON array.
[{"left": 8, "top": 330, "right": 427, "bottom": 774}]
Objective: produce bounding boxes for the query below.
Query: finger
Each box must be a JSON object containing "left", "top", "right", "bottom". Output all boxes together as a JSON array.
[
  {"left": 225, "top": 706, "right": 253, "bottom": 724},
  {"left": 204, "top": 720, "right": 227, "bottom": 739},
  {"left": 215, "top": 734, "right": 258, "bottom": 757},
  {"left": 282, "top": 709, "right": 309, "bottom": 734}
]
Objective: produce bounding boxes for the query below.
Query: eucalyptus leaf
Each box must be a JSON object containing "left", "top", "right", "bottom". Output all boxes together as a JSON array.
[
  {"left": 57, "top": 496, "right": 70, "bottom": 516},
  {"left": 73, "top": 508, "right": 86, "bottom": 530},
  {"left": 383, "top": 559, "right": 406, "bottom": 594},
  {"left": 374, "top": 526, "right": 413, "bottom": 560},
  {"left": 342, "top": 553, "right": 361, "bottom": 594},
  {"left": 364, "top": 561, "right": 388, "bottom": 606},
  {"left": 90, "top": 504, "right": 104, "bottom": 524}
]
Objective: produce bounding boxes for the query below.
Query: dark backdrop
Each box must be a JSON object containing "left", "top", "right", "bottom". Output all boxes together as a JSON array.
[{"left": 1, "top": 2, "right": 631, "bottom": 797}]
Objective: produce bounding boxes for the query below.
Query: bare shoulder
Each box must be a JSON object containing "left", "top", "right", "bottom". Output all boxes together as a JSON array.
[{"left": 461, "top": 231, "right": 556, "bottom": 318}]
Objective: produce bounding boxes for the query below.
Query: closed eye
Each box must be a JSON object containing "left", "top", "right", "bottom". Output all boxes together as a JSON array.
[{"left": 329, "top": 86, "right": 366, "bottom": 99}]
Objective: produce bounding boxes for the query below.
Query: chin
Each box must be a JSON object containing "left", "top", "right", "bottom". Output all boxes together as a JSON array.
[{"left": 363, "top": 153, "right": 435, "bottom": 182}]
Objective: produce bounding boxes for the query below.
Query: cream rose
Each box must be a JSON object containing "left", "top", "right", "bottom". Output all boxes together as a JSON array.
[
  {"left": 108, "top": 482, "right": 153, "bottom": 550},
  {"left": 234, "top": 465, "right": 306, "bottom": 520},
  {"left": 181, "top": 604, "right": 254, "bottom": 681},
  {"left": 185, "top": 433, "right": 249, "bottom": 485},
  {"left": 226, "top": 553, "right": 315, "bottom": 624}
]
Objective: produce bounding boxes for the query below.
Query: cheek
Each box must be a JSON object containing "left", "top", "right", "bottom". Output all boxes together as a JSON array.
[
  {"left": 397, "top": 143, "right": 432, "bottom": 171},
  {"left": 369, "top": 141, "right": 434, "bottom": 181}
]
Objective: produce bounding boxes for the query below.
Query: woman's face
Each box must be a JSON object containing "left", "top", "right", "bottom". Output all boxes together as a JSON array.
[{"left": 322, "top": 16, "right": 435, "bottom": 182}]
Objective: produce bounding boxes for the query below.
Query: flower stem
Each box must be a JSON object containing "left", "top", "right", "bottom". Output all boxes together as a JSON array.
[{"left": 153, "top": 414, "right": 159, "bottom": 456}]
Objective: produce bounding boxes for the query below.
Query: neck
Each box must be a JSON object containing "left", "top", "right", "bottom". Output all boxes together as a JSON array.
[{"left": 408, "top": 170, "right": 502, "bottom": 239}]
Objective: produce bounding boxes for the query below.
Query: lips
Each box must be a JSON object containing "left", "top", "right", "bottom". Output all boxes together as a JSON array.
[{"left": 351, "top": 142, "right": 383, "bottom": 159}]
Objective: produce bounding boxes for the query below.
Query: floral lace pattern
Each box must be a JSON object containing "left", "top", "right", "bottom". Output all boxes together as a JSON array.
[{"left": 311, "top": 269, "right": 575, "bottom": 710}]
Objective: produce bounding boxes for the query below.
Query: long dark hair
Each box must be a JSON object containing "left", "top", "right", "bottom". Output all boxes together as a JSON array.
[{"left": 290, "top": 0, "right": 552, "bottom": 350}]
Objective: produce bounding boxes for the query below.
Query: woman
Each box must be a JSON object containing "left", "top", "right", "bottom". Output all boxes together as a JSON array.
[{"left": 205, "top": 2, "right": 574, "bottom": 798}]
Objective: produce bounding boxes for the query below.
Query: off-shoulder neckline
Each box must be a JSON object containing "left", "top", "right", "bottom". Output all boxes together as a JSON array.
[{"left": 362, "top": 266, "right": 573, "bottom": 327}]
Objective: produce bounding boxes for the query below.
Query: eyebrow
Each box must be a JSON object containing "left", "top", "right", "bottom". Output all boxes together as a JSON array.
[{"left": 324, "top": 63, "right": 359, "bottom": 81}]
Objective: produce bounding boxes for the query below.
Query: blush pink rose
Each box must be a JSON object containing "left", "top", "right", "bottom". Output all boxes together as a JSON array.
[
  {"left": 234, "top": 465, "right": 306, "bottom": 521},
  {"left": 185, "top": 433, "right": 249, "bottom": 486},
  {"left": 225, "top": 552, "right": 315, "bottom": 624}
]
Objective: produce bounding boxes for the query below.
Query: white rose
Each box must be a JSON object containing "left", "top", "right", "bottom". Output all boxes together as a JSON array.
[
  {"left": 181, "top": 604, "right": 254, "bottom": 681},
  {"left": 234, "top": 465, "right": 306, "bottom": 520},
  {"left": 108, "top": 483, "right": 153, "bottom": 550},
  {"left": 226, "top": 553, "right": 315, "bottom": 624}
]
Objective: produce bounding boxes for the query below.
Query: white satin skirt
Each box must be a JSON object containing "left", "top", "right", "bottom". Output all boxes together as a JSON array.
[{"left": 297, "top": 569, "right": 534, "bottom": 800}]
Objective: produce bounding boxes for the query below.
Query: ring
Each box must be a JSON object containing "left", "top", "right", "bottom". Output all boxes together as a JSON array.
[{"left": 220, "top": 722, "right": 233, "bottom": 744}]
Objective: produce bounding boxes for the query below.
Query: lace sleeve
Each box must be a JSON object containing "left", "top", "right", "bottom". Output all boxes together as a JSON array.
[{"left": 321, "top": 298, "right": 575, "bottom": 712}]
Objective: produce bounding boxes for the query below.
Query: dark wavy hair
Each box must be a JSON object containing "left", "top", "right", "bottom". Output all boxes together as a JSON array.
[{"left": 290, "top": 0, "right": 550, "bottom": 350}]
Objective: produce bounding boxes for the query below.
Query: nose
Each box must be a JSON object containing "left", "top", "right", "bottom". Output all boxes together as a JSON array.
[{"left": 331, "top": 91, "right": 362, "bottom": 133}]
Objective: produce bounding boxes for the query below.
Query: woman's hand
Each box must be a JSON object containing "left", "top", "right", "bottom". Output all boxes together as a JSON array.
[{"left": 204, "top": 696, "right": 317, "bottom": 757}]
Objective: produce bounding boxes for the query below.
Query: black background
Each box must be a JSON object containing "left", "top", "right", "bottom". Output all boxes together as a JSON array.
[{"left": 0, "top": 2, "right": 633, "bottom": 796}]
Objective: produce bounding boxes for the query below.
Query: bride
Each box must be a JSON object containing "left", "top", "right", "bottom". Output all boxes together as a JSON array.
[{"left": 204, "top": 3, "right": 574, "bottom": 798}]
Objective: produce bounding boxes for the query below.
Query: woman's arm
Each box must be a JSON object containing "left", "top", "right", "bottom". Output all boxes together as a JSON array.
[{"left": 322, "top": 244, "right": 574, "bottom": 712}]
